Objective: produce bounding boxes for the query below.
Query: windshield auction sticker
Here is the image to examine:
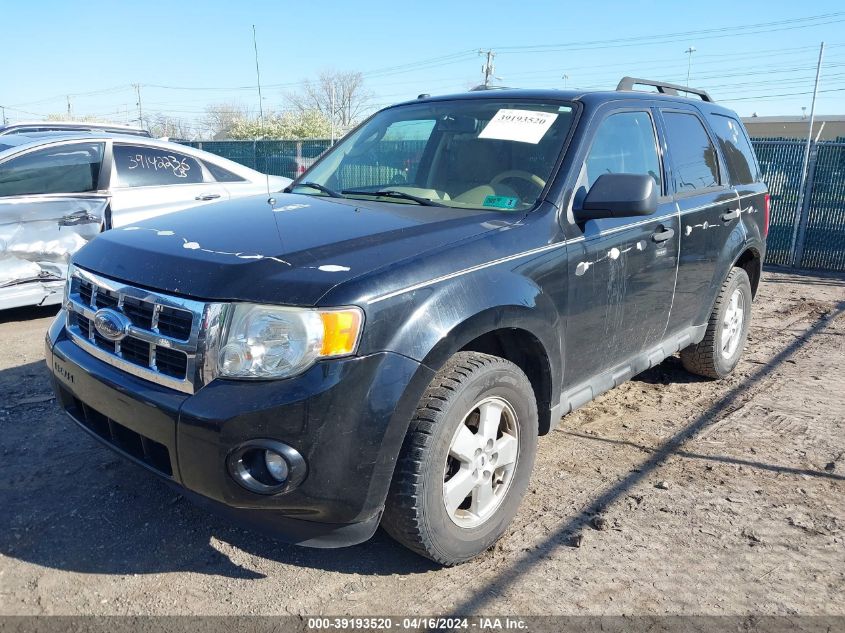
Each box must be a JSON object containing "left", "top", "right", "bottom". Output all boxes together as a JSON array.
[{"left": 478, "top": 109, "right": 558, "bottom": 144}]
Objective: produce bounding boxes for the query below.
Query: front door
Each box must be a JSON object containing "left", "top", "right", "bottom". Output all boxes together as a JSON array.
[
  {"left": 0, "top": 141, "right": 108, "bottom": 309},
  {"left": 563, "top": 107, "right": 679, "bottom": 392}
]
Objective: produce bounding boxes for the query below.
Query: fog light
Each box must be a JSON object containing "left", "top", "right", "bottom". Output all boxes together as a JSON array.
[
  {"left": 226, "top": 440, "right": 306, "bottom": 495},
  {"left": 264, "top": 450, "right": 289, "bottom": 482}
]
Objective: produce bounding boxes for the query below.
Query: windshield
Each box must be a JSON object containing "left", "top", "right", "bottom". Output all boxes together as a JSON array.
[{"left": 292, "top": 99, "right": 575, "bottom": 211}]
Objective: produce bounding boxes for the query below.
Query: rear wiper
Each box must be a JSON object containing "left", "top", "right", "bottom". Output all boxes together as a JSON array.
[
  {"left": 342, "top": 189, "right": 446, "bottom": 207},
  {"left": 287, "top": 181, "right": 344, "bottom": 198}
]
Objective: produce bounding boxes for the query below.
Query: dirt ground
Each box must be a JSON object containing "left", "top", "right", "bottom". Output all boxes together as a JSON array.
[{"left": 0, "top": 267, "right": 843, "bottom": 617}]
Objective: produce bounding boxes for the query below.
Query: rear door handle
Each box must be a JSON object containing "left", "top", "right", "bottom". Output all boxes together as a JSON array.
[
  {"left": 195, "top": 193, "right": 221, "bottom": 201},
  {"left": 652, "top": 227, "right": 675, "bottom": 243},
  {"left": 721, "top": 209, "right": 741, "bottom": 222}
]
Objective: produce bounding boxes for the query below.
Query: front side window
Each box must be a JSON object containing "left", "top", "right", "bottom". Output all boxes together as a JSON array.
[
  {"left": 293, "top": 100, "right": 576, "bottom": 211},
  {"left": 113, "top": 144, "right": 204, "bottom": 187},
  {"left": 0, "top": 142, "right": 104, "bottom": 197},
  {"left": 662, "top": 112, "right": 721, "bottom": 194},
  {"left": 708, "top": 114, "right": 760, "bottom": 185},
  {"left": 583, "top": 111, "right": 662, "bottom": 191}
]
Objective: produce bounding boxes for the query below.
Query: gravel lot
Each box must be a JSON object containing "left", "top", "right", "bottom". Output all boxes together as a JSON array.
[{"left": 1, "top": 267, "right": 843, "bottom": 616}]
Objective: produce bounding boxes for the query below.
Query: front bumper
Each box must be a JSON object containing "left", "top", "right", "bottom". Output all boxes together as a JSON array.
[{"left": 46, "top": 311, "right": 434, "bottom": 547}]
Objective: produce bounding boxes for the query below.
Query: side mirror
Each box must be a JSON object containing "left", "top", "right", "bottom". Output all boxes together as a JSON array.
[{"left": 575, "top": 173, "right": 658, "bottom": 222}]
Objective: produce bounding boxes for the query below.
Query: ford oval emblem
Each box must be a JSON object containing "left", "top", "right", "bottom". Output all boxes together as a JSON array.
[{"left": 93, "top": 308, "right": 131, "bottom": 342}]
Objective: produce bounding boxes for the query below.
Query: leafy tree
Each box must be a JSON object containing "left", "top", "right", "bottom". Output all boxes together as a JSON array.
[{"left": 228, "top": 109, "right": 331, "bottom": 140}]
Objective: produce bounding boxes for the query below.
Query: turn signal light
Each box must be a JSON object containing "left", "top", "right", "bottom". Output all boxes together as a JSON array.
[{"left": 320, "top": 309, "right": 363, "bottom": 356}]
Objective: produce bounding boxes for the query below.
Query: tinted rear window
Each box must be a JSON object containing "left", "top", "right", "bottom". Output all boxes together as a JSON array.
[
  {"left": 662, "top": 111, "right": 721, "bottom": 194},
  {"left": 708, "top": 114, "right": 760, "bottom": 185}
]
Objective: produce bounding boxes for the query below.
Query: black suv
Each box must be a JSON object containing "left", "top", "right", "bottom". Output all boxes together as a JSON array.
[{"left": 46, "top": 78, "right": 768, "bottom": 565}]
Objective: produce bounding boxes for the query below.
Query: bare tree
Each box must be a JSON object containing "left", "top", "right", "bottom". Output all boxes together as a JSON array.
[
  {"left": 147, "top": 113, "right": 195, "bottom": 140},
  {"left": 202, "top": 102, "right": 250, "bottom": 140},
  {"left": 288, "top": 70, "right": 373, "bottom": 133}
]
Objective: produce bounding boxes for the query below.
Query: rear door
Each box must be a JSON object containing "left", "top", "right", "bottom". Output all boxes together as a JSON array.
[
  {"left": 563, "top": 104, "right": 680, "bottom": 389},
  {"left": 659, "top": 108, "right": 739, "bottom": 334},
  {"left": 108, "top": 143, "right": 229, "bottom": 227},
  {"left": 707, "top": 113, "right": 768, "bottom": 247},
  {"left": 0, "top": 141, "right": 107, "bottom": 308}
]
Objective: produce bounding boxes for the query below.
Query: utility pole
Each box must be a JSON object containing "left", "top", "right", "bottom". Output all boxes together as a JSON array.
[
  {"left": 790, "top": 41, "right": 825, "bottom": 267},
  {"left": 1, "top": 106, "right": 6, "bottom": 126},
  {"left": 684, "top": 47, "right": 697, "bottom": 87},
  {"left": 479, "top": 49, "right": 496, "bottom": 87},
  {"left": 66, "top": 95, "right": 72, "bottom": 119},
  {"left": 133, "top": 83, "right": 143, "bottom": 128},
  {"left": 562, "top": 74, "right": 569, "bottom": 89}
]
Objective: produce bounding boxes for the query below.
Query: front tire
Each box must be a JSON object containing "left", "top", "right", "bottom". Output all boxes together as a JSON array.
[
  {"left": 382, "top": 352, "right": 538, "bottom": 565},
  {"left": 681, "top": 267, "right": 753, "bottom": 379}
]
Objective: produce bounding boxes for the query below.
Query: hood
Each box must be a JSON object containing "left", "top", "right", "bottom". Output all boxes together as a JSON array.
[{"left": 74, "top": 193, "right": 508, "bottom": 305}]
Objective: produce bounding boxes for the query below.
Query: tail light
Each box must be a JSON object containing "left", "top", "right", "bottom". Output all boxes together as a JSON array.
[
  {"left": 298, "top": 165, "right": 306, "bottom": 175},
  {"left": 763, "top": 193, "right": 770, "bottom": 238}
]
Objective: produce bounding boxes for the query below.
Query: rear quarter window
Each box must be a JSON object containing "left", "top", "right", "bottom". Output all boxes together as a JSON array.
[
  {"left": 113, "top": 145, "right": 204, "bottom": 187},
  {"left": 204, "top": 160, "right": 247, "bottom": 183},
  {"left": 708, "top": 114, "right": 761, "bottom": 185}
]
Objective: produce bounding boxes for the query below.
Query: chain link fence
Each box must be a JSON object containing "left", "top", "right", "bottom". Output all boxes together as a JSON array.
[{"left": 183, "top": 138, "right": 845, "bottom": 271}]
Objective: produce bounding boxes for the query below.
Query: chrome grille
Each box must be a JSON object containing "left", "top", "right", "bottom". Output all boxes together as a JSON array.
[{"left": 64, "top": 266, "right": 209, "bottom": 394}]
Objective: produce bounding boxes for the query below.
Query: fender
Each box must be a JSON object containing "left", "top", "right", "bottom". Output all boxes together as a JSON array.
[
  {"left": 693, "top": 219, "right": 765, "bottom": 327},
  {"left": 342, "top": 262, "right": 566, "bottom": 519}
]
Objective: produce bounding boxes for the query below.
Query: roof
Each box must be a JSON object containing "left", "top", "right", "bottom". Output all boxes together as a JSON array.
[
  {"left": 0, "top": 132, "right": 220, "bottom": 161},
  {"left": 395, "top": 85, "right": 737, "bottom": 116},
  {"left": 0, "top": 120, "right": 150, "bottom": 136},
  {"left": 742, "top": 115, "right": 845, "bottom": 141}
]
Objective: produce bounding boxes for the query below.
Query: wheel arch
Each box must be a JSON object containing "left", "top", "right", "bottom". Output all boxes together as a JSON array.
[
  {"left": 733, "top": 245, "right": 763, "bottom": 298},
  {"left": 416, "top": 306, "right": 560, "bottom": 436}
]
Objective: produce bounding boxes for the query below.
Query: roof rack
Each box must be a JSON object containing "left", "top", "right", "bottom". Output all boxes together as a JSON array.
[{"left": 616, "top": 77, "right": 713, "bottom": 102}]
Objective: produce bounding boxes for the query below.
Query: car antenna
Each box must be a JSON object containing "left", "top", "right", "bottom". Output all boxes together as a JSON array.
[{"left": 252, "top": 24, "right": 274, "bottom": 207}]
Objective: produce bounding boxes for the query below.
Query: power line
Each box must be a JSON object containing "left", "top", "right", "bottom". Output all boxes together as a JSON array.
[{"left": 493, "top": 11, "right": 845, "bottom": 53}]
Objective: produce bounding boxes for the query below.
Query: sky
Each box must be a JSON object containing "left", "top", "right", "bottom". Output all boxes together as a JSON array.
[{"left": 1, "top": 0, "right": 843, "bottom": 132}]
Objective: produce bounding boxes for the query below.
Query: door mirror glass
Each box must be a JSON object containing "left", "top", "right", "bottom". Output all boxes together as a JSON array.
[{"left": 575, "top": 173, "right": 658, "bottom": 221}]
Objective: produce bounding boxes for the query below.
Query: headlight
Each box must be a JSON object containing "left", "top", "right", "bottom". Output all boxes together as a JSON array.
[
  {"left": 63, "top": 264, "right": 75, "bottom": 304},
  {"left": 216, "top": 304, "right": 363, "bottom": 379}
]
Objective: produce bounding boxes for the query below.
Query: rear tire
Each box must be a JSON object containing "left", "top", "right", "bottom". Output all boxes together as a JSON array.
[
  {"left": 382, "top": 352, "right": 538, "bottom": 565},
  {"left": 681, "top": 267, "right": 752, "bottom": 379}
]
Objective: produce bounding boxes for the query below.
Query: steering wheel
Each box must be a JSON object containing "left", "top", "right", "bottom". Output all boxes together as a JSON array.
[{"left": 490, "top": 170, "right": 546, "bottom": 190}]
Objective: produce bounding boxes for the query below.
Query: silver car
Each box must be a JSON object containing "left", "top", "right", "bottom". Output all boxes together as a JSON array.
[{"left": 0, "top": 133, "right": 290, "bottom": 310}]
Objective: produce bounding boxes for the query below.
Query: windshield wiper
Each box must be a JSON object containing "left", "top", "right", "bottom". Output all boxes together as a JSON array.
[
  {"left": 287, "top": 181, "right": 344, "bottom": 198},
  {"left": 341, "top": 189, "right": 446, "bottom": 207}
]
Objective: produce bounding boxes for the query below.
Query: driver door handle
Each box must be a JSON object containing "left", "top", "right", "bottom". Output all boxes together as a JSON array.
[
  {"left": 721, "top": 208, "right": 741, "bottom": 222},
  {"left": 652, "top": 227, "right": 675, "bottom": 243},
  {"left": 195, "top": 193, "right": 221, "bottom": 201}
]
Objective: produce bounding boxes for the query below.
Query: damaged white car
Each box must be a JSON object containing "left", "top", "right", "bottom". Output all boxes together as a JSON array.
[{"left": 0, "top": 133, "right": 291, "bottom": 310}]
